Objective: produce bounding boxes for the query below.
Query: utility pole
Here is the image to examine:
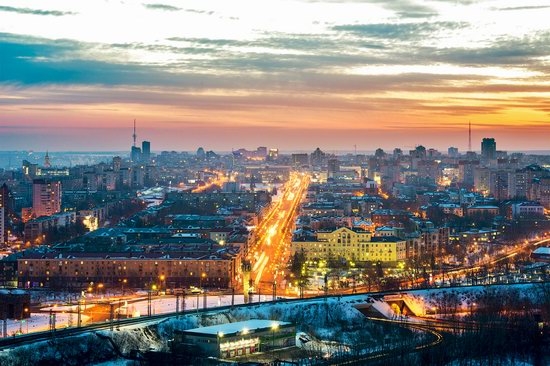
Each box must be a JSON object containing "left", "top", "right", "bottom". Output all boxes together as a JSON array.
[
  {"left": 147, "top": 290, "right": 152, "bottom": 317},
  {"left": 77, "top": 300, "right": 82, "bottom": 327},
  {"left": 109, "top": 303, "right": 114, "bottom": 331}
]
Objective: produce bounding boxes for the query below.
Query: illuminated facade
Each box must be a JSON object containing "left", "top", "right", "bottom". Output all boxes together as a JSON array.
[
  {"left": 17, "top": 251, "right": 236, "bottom": 289},
  {"left": 32, "top": 179, "right": 62, "bottom": 218},
  {"left": 179, "top": 320, "right": 295, "bottom": 359}
]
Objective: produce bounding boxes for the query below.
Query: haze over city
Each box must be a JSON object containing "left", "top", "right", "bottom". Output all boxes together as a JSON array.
[{"left": 1, "top": 0, "right": 550, "bottom": 151}]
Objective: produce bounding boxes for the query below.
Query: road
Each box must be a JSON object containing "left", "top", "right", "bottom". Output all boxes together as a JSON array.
[
  {"left": 434, "top": 236, "right": 550, "bottom": 282},
  {"left": 246, "top": 172, "right": 310, "bottom": 293},
  {"left": 192, "top": 170, "right": 230, "bottom": 193}
]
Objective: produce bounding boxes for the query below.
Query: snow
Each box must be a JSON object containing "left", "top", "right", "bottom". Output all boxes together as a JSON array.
[
  {"left": 3, "top": 312, "right": 90, "bottom": 336},
  {"left": 184, "top": 319, "right": 290, "bottom": 335},
  {"left": 125, "top": 294, "right": 273, "bottom": 317},
  {"left": 533, "top": 246, "right": 550, "bottom": 255},
  {"left": 40, "top": 303, "right": 96, "bottom": 312}
]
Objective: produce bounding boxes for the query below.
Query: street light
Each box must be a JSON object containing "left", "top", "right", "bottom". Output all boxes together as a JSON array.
[
  {"left": 271, "top": 322, "right": 279, "bottom": 354},
  {"left": 159, "top": 275, "right": 165, "bottom": 293},
  {"left": 217, "top": 331, "right": 224, "bottom": 358}
]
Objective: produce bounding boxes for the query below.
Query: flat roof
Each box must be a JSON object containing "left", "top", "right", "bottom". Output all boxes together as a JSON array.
[
  {"left": 533, "top": 247, "right": 550, "bottom": 255},
  {"left": 183, "top": 319, "right": 292, "bottom": 337}
]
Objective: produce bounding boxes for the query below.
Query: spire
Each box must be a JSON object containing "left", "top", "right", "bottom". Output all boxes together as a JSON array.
[
  {"left": 44, "top": 151, "right": 51, "bottom": 168},
  {"left": 133, "top": 119, "right": 137, "bottom": 147},
  {"left": 468, "top": 120, "right": 472, "bottom": 152}
]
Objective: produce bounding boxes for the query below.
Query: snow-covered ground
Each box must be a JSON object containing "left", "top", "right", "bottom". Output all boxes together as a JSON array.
[
  {"left": 125, "top": 294, "right": 274, "bottom": 317},
  {"left": 2, "top": 312, "right": 91, "bottom": 337}
]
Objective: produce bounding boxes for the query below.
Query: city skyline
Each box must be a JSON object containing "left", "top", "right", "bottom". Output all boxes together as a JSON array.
[{"left": 1, "top": 0, "right": 550, "bottom": 151}]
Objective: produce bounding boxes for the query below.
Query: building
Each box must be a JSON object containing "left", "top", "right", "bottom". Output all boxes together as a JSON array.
[
  {"left": 24, "top": 211, "right": 77, "bottom": 243},
  {"left": 291, "top": 227, "right": 372, "bottom": 262},
  {"left": 291, "top": 153, "right": 309, "bottom": 167},
  {"left": 511, "top": 202, "right": 544, "bottom": 219},
  {"left": 532, "top": 247, "right": 550, "bottom": 262},
  {"left": 369, "top": 236, "right": 407, "bottom": 262},
  {"left": 291, "top": 227, "right": 406, "bottom": 263},
  {"left": 142, "top": 141, "right": 151, "bottom": 162},
  {"left": 371, "top": 209, "right": 410, "bottom": 227},
  {"left": 453, "top": 229, "right": 500, "bottom": 245},
  {"left": 178, "top": 320, "right": 295, "bottom": 359},
  {"left": 131, "top": 146, "right": 142, "bottom": 162},
  {"left": 267, "top": 148, "right": 279, "bottom": 161},
  {"left": 0, "top": 208, "right": 4, "bottom": 244},
  {"left": 481, "top": 138, "right": 496, "bottom": 161},
  {"left": 32, "top": 179, "right": 62, "bottom": 218},
  {"left": 466, "top": 205, "right": 499, "bottom": 217},
  {"left": 0, "top": 289, "right": 31, "bottom": 320},
  {"left": 17, "top": 249, "right": 237, "bottom": 289}
]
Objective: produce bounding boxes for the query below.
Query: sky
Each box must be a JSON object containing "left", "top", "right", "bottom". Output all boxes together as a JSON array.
[{"left": 0, "top": 0, "right": 549, "bottom": 152}]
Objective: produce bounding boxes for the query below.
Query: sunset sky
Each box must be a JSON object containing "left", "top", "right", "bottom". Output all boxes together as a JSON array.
[{"left": 1, "top": 0, "right": 549, "bottom": 152}]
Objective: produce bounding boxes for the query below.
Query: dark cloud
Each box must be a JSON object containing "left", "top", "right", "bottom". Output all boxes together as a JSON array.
[
  {"left": 143, "top": 3, "right": 181, "bottom": 11},
  {"left": 301, "top": 0, "right": 437, "bottom": 18},
  {"left": 494, "top": 5, "right": 550, "bottom": 11},
  {"left": 332, "top": 21, "right": 467, "bottom": 40},
  {"left": 0, "top": 5, "right": 75, "bottom": 16}
]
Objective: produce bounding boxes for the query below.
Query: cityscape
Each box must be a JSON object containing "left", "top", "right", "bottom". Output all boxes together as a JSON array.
[{"left": 1, "top": 1, "right": 550, "bottom": 366}]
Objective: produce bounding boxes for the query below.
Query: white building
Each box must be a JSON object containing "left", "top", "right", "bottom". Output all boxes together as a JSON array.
[{"left": 511, "top": 202, "right": 545, "bottom": 219}]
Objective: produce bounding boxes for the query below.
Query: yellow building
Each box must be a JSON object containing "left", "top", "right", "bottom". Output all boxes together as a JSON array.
[
  {"left": 291, "top": 227, "right": 406, "bottom": 263},
  {"left": 368, "top": 236, "right": 407, "bottom": 262}
]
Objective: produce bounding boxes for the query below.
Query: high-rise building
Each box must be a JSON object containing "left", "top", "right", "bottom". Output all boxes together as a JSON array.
[
  {"left": 291, "top": 153, "right": 309, "bottom": 167},
  {"left": 310, "top": 147, "right": 325, "bottom": 166},
  {"left": 267, "top": 148, "right": 279, "bottom": 161},
  {"left": 22, "top": 160, "right": 38, "bottom": 178},
  {"left": 0, "top": 208, "right": 4, "bottom": 244},
  {"left": 481, "top": 138, "right": 496, "bottom": 160},
  {"left": 256, "top": 146, "right": 267, "bottom": 157},
  {"left": 112, "top": 156, "right": 122, "bottom": 172},
  {"left": 196, "top": 147, "right": 206, "bottom": 159},
  {"left": 131, "top": 146, "right": 142, "bottom": 162},
  {"left": 32, "top": 179, "right": 62, "bottom": 218},
  {"left": 327, "top": 158, "right": 340, "bottom": 177},
  {"left": 44, "top": 151, "right": 51, "bottom": 168},
  {"left": 448, "top": 147, "right": 459, "bottom": 157},
  {"left": 142, "top": 141, "right": 151, "bottom": 162},
  {"left": 0, "top": 184, "right": 13, "bottom": 242}
]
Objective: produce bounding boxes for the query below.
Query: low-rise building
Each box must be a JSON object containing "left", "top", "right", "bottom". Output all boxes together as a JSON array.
[
  {"left": 178, "top": 320, "right": 296, "bottom": 359},
  {"left": 532, "top": 247, "right": 550, "bottom": 262},
  {"left": 291, "top": 227, "right": 406, "bottom": 263},
  {"left": 24, "top": 211, "right": 77, "bottom": 243},
  {"left": 0, "top": 289, "right": 30, "bottom": 320},
  {"left": 16, "top": 249, "right": 238, "bottom": 290},
  {"left": 291, "top": 227, "right": 372, "bottom": 262},
  {"left": 511, "top": 202, "right": 545, "bottom": 219}
]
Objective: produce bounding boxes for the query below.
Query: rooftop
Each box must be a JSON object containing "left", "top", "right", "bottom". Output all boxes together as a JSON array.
[
  {"left": 183, "top": 319, "right": 292, "bottom": 337},
  {"left": 370, "top": 236, "right": 405, "bottom": 242},
  {"left": 533, "top": 247, "right": 550, "bottom": 255}
]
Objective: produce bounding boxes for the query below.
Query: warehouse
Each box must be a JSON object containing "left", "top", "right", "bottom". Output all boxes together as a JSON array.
[{"left": 179, "top": 319, "right": 296, "bottom": 358}]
